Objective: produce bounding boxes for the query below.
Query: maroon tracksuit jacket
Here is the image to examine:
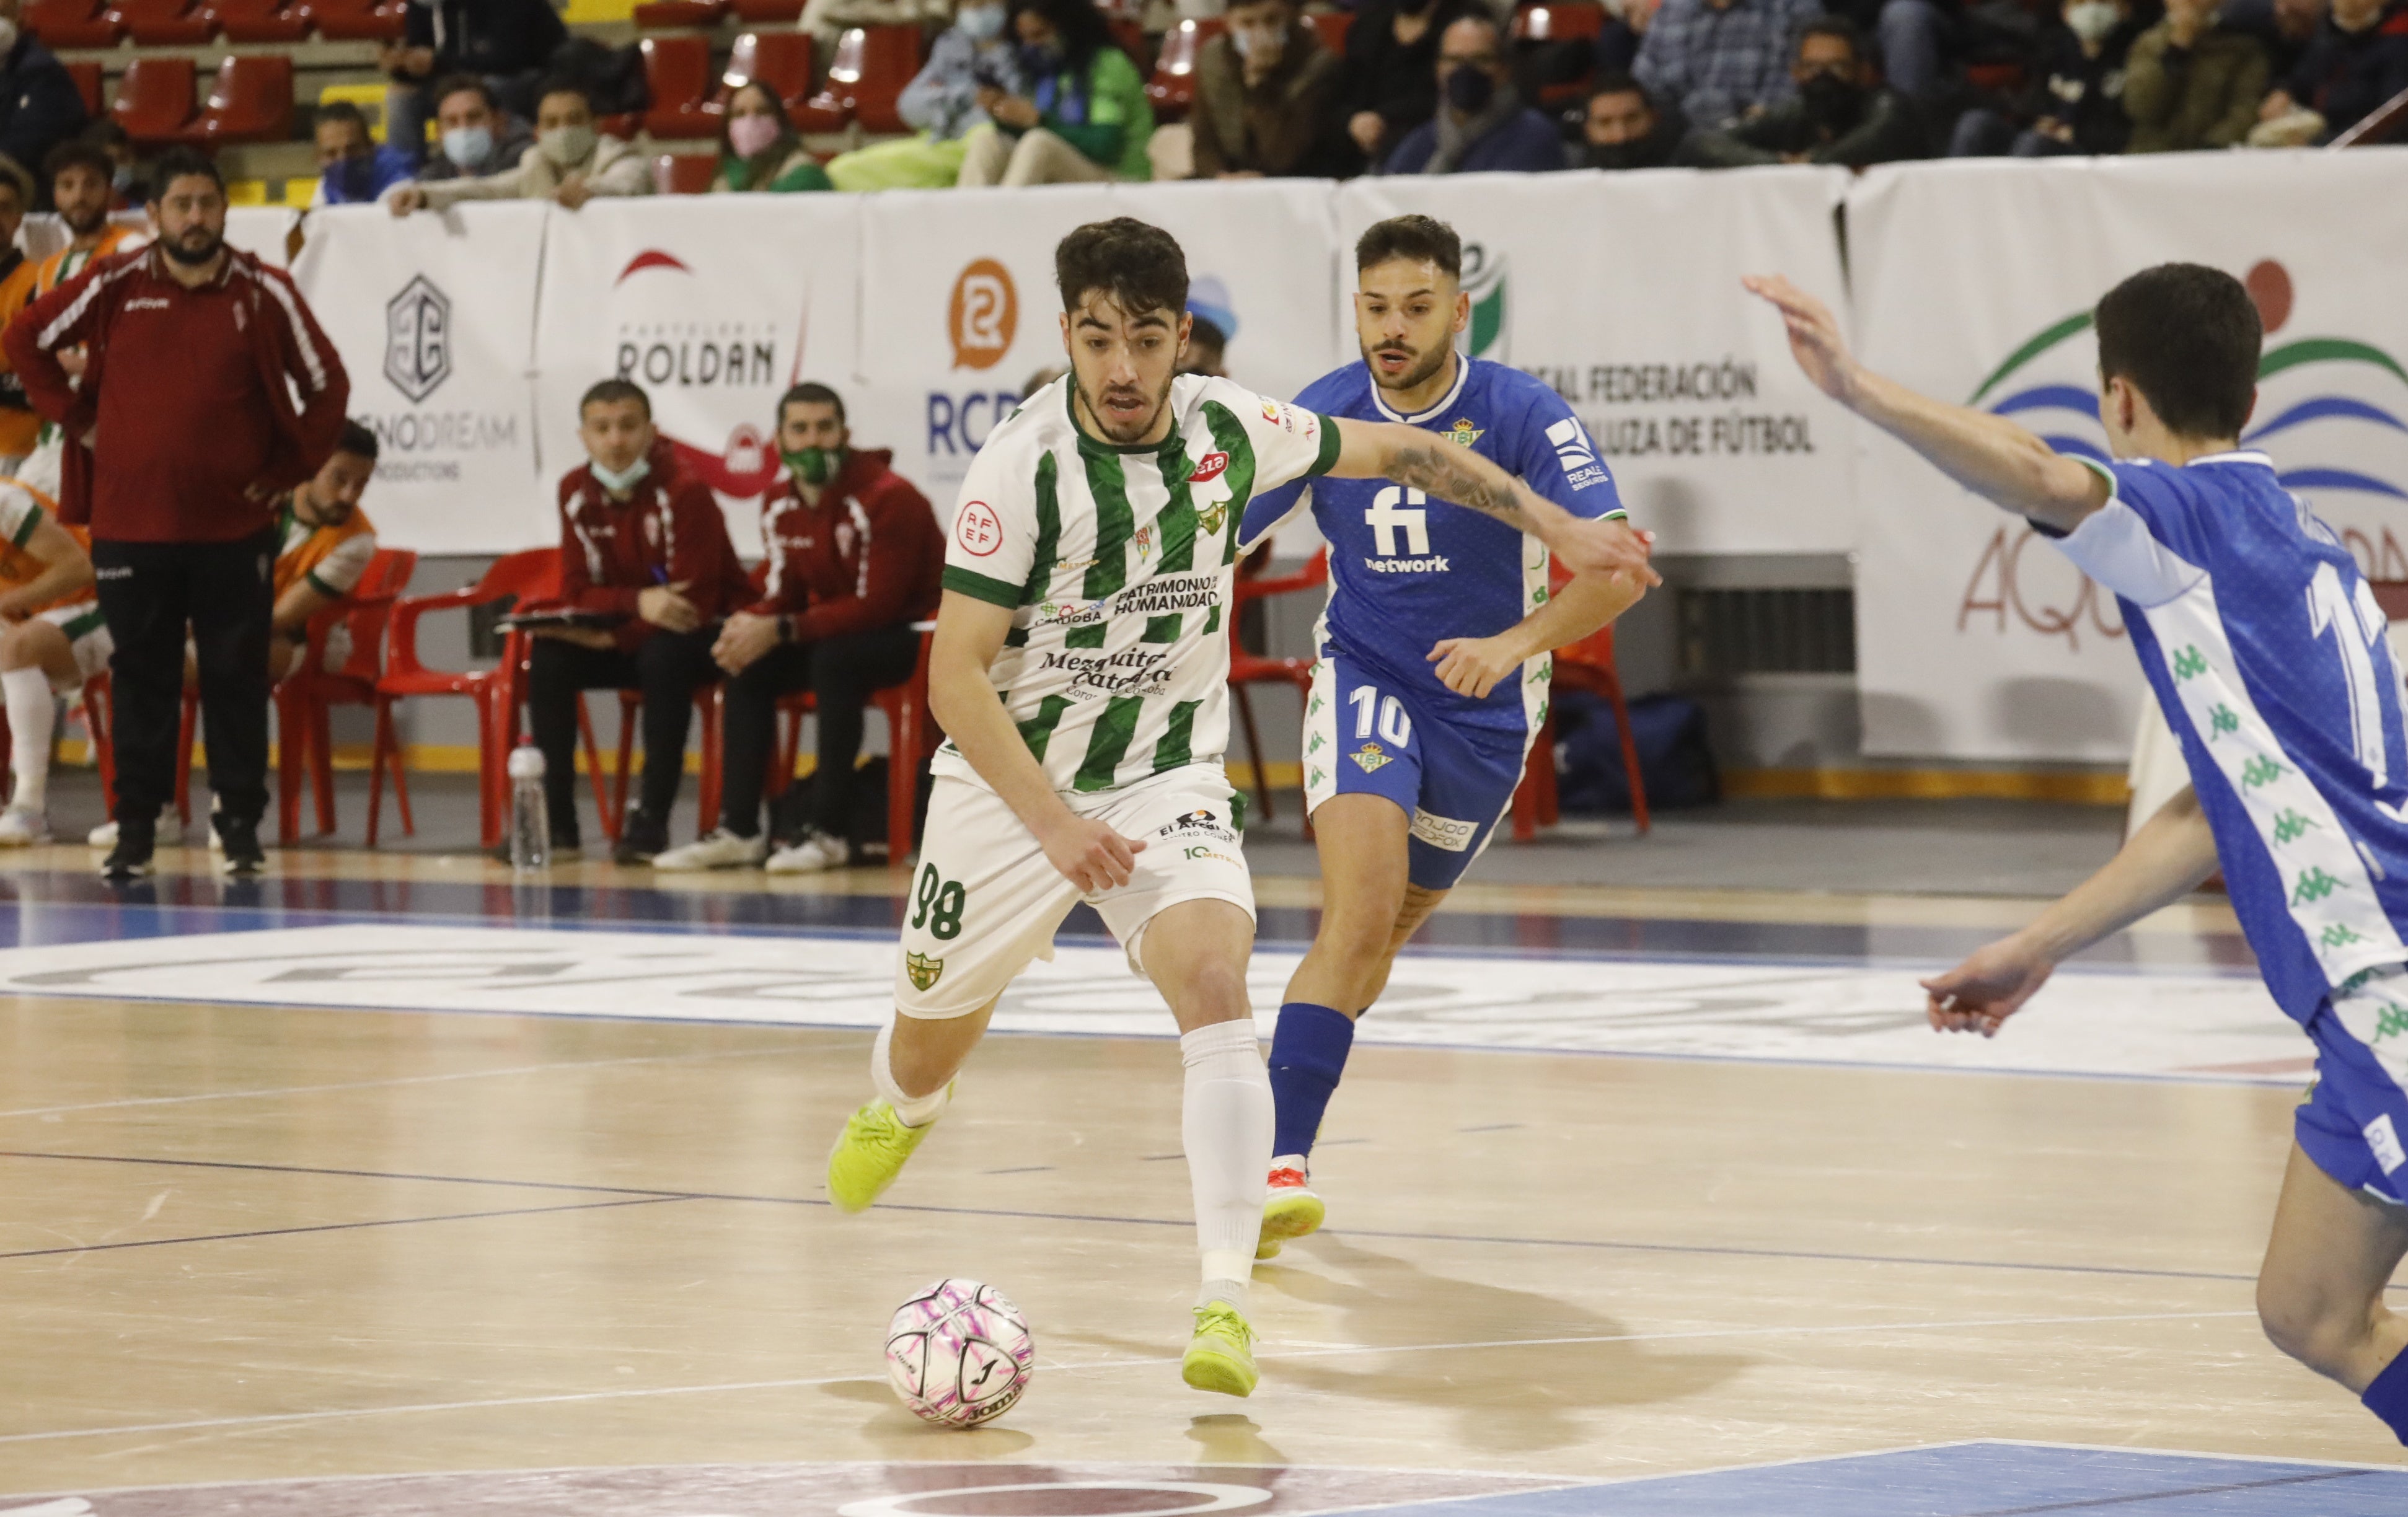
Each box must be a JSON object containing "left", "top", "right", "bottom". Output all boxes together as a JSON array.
[
  {"left": 748, "top": 448, "right": 942, "bottom": 640},
  {"left": 556, "top": 440, "right": 748, "bottom": 649}
]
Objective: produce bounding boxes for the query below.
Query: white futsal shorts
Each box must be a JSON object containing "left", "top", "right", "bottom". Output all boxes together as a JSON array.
[
  {"left": 892, "top": 763, "right": 1255, "bottom": 1018},
  {"left": 35, "top": 600, "right": 110, "bottom": 693}
]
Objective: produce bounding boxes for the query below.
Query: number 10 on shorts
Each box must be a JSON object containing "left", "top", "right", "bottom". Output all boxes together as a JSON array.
[{"left": 1348, "top": 685, "right": 1413, "bottom": 748}]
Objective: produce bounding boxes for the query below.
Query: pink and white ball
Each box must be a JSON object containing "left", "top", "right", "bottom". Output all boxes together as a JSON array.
[{"left": 884, "top": 1279, "right": 1035, "bottom": 1428}]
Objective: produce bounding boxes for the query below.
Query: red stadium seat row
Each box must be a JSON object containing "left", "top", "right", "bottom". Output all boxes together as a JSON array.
[
  {"left": 628, "top": 27, "right": 918, "bottom": 140},
  {"left": 635, "top": 0, "right": 803, "bottom": 25},
  {"left": 29, "top": 0, "right": 401, "bottom": 46},
  {"left": 111, "top": 55, "right": 294, "bottom": 146}
]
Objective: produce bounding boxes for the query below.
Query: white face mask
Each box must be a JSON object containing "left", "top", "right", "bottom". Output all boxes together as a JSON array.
[
  {"left": 589, "top": 455, "right": 650, "bottom": 495},
  {"left": 2065, "top": 1, "right": 2121, "bottom": 42},
  {"left": 539, "top": 123, "right": 598, "bottom": 169}
]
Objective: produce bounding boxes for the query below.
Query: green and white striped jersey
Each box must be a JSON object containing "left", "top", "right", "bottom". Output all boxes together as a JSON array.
[{"left": 936, "top": 374, "right": 1341, "bottom": 796}]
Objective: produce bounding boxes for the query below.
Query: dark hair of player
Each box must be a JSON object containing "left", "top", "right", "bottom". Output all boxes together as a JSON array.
[
  {"left": 1054, "top": 218, "right": 1188, "bottom": 322},
  {"left": 780, "top": 381, "right": 848, "bottom": 426},
  {"left": 2093, "top": 263, "right": 2261, "bottom": 441},
  {"left": 1797, "top": 15, "right": 1864, "bottom": 61},
  {"left": 580, "top": 377, "right": 651, "bottom": 418},
  {"left": 1354, "top": 214, "right": 1461, "bottom": 281},
  {"left": 145, "top": 146, "right": 224, "bottom": 204},
  {"left": 335, "top": 420, "right": 380, "bottom": 462},
  {"left": 317, "top": 100, "right": 371, "bottom": 135}
]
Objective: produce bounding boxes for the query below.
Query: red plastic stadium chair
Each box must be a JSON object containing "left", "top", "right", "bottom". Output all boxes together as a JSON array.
[
  {"left": 105, "top": 0, "right": 216, "bottom": 46},
  {"left": 191, "top": 55, "right": 294, "bottom": 144},
  {"left": 111, "top": 58, "right": 199, "bottom": 147},
  {"left": 599, "top": 685, "right": 724, "bottom": 845},
  {"left": 1227, "top": 545, "right": 1326, "bottom": 824},
  {"left": 849, "top": 24, "right": 921, "bottom": 134},
  {"left": 653, "top": 151, "right": 717, "bottom": 193},
  {"left": 1145, "top": 17, "right": 1224, "bottom": 121},
  {"left": 25, "top": 0, "right": 123, "bottom": 48},
  {"left": 273, "top": 548, "right": 418, "bottom": 846},
  {"left": 1307, "top": 10, "right": 1350, "bottom": 51},
  {"left": 80, "top": 672, "right": 119, "bottom": 819},
  {"left": 770, "top": 626, "right": 934, "bottom": 860},
  {"left": 792, "top": 26, "right": 863, "bottom": 131},
  {"left": 298, "top": 0, "right": 405, "bottom": 41},
  {"left": 64, "top": 60, "right": 102, "bottom": 118},
  {"left": 730, "top": 0, "right": 803, "bottom": 21},
  {"left": 640, "top": 35, "right": 721, "bottom": 138},
  {"left": 723, "top": 29, "right": 813, "bottom": 112},
  {"left": 208, "top": 0, "right": 311, "bottom": 42},
  {"left": 1511, "top": 568, "right": 1648, "bottom": 841},
  {"left": 633, "top": 0, "right": 725, "bottom": 25}
]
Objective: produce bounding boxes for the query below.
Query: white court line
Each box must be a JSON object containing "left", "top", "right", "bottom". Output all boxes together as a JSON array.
[{"left": 0, "top": 1307, "right": 2259, "bottom": 1447}]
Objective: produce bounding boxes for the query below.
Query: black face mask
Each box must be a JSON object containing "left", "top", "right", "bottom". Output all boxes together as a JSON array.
[
  {"left": 1588, "top": 139, "right": 1652, "bottom": 169},
  {"left": 337, "top": 154, "right": 376, "bottom": 200},
  {"left": 1445, "top": 63, "right": 1496, "bottom": 113},
  {"left": 1799, "top": 72, "right": 1858, "bottom": 124}
]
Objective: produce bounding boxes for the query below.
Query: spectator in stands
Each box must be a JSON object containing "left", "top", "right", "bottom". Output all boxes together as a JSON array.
[
  {"left": 1596, "top": 0, "right": 1664, "bottom": 73},
  {"left": 77, "top": 120, "right": 139, "bottom": 206},
  {"left": 1188, "top": 0, "right": 1347, "bottom": 177},
  {"left": 803, "top": 0, "right": 949, "bottom": 69},
  {"left": 957, "top": 0, "right": 1155, "bottom": 185},
  {"left": 2124, "top": 0, "right": 2271, "bottom": 149},
  {"left": 1581, "top": 71, "right": 1688, "bottom": 165},
  {"left": 382, "top": 0, "right": 567, "bottom": 167},
  {"left": 387, "top": 82, "right": 649, "bottom": 214},
  {"left": 1339, "top": 0, "right": 1476, "bottom": 167},
  {"left": 1949, "top": 0, "right": 2138, "bottom": 154},
  {"left": 0, "top": 1, "right": 87, "bottom": 192},
  {"left": 828, "top": 0, "right": 1027, "bottom": 188},
  {"left": 2254, "top": 0, "right": 2408, "bottom": 141},
  {"left": 1382, "top": 14, "right": 1574, "bottom": 170},
  {"left": 1181, "top": 318, "right": 1230, "bottom": 377},
  {"left": 2224, "top": 0, "right": 2323, "bottom": 79},
  {"left": 527, "top": 380, "right": 743, "bottom": 864},
  {"left": 714, "top": 82, "right": 832, "bottom": 191},
  {"left": 4, "top": 147, "right": 350, "bottom": 881},
  {"left": 653, "top": 384, "right": 941, "bottom": 874},
  {"left": 313, "top": 102, "right": 417, "bottom": 206},
  {"left": 413, "top": 76, "right": 536, "bottom": 185},
  {"left": 0, "top": 159, "right": 35, "bottom": 473},
  {"left": 1683, "top": 17, "right": 1926, "bottom": 161},
  {"left": 1633, "top": 0, "right": 1822, "bottom": 129}
]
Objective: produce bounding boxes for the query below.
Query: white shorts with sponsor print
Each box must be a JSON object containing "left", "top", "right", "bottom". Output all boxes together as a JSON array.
[
  {"left": 35, "top": 600, "right": 111, "bottom": 693},
  {"left": 893, "top": 763, "right": 1254, "bottom": 1018}
]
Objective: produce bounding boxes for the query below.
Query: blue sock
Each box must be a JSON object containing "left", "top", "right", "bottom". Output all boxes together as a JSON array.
[
  {"left": 2365, "top": 1347, "right": 2408, "bottom": 1444},
  {"left": 1267, "top": 1001, "right": 1355, "bottom": 1161}
]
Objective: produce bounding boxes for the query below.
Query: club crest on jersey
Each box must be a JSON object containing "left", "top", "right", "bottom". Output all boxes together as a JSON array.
[
  {"left": 1191, "top": 451, "right": 1229, "bottom": 483},
  {"left": 906, "top": 952, "right": 945, "bottom": 992},
  {"left": 1197, "top": 499, "right": 1228, "bottom": 537},
  {"left": 1134, "top": 525, "right": 1155, "bottom": 560},
  {"left": 1444, "top": 417, "right": 1485, "bottom": 449},
  {"left": 1352, "top": 742, "right": 1393, "bottom": 774}
]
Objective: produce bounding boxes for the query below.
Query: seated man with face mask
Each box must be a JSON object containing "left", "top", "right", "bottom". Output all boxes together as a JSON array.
[
  {"left": 409, "top": 76, "right": 538, "bottom": 187},
  {"left": 386, "top": 79, "right": 648, "bottom": 216},
  {"left": 1681, "top": 17, "right": 1928, "bottom": 165},
  {"left": 311, "top": 102, "right": 416, "bottom": 206},
  {"left": 1379, "top": 14, "right": 1568, "bottom": 173}
]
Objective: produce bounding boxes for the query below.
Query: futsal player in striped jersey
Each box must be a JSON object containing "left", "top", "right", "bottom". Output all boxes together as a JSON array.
[
  {"left": 821, "top": 218, "right": 1656, "bottom": 1398},
  {"left": 1747, "top": 263, "right": 2408, "bottom": 1443}
]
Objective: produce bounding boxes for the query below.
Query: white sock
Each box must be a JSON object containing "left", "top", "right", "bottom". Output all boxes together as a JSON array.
[
  {"left": 2, "top": 666, "right": 55, "bottom": 814},
  {"left": 871, "top": 1019, "right": 951, "bottom": 1127},
  {"left": 1181, "top": 1019, "right": 1273, "bottom": 1306}
]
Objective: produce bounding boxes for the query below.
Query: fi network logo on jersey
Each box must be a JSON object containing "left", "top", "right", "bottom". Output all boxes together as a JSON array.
[
  {"left": 1364, "top": 486, "right": 1450, "bottom": 574},
  {"left": 1546, "top": 417, "right": 1609, "bottom": 490}
]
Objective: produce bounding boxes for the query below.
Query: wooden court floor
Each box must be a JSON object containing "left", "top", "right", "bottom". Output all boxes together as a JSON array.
[{"left": 1, "top": 851, "right": 2402, "bottom": 1506}]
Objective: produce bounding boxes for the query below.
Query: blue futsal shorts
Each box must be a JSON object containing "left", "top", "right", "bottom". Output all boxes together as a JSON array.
[
  {"left": 2293, "top": 966, "right": 2408, "bottom": 1208},
  {"left": 1299, "top": 649, "right": 1537, "bottom": 893}
]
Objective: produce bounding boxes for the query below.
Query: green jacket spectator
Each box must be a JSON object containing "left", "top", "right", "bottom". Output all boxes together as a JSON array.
[
  {"left": 959, "top": 0, "right": 1153, "bottom": 185},
  {"left": 2124, "top": 2, "right": 2271, "bottom": 152}
]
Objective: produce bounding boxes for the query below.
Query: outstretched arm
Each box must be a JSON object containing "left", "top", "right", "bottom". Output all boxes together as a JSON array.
[
  {"left": 1329, "top": 418, "right": 1660, "bottom": 584},
  {"left": 1741, "top": 274, "right": 2109, "bottom": 534},
  {"left": 1921, "top": 786, "right": 2219, "bottom": 1036}
]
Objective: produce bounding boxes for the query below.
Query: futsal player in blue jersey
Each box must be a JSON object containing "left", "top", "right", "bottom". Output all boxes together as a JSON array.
[
  {"left": 1237, "top": 216, "right": 1653, "bottom": 1255},
  {"left": 1747, "top": 264, "right": 2408, "bottom": 1441}
]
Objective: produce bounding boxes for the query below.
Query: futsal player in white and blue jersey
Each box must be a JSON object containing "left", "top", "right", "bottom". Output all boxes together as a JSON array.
[
  {"left": 1747, "top": 263, "right": 2408, "bottom": 1442},
  {"left": 1238, "top": 216, "right": 1651, "bottom": 1256}
]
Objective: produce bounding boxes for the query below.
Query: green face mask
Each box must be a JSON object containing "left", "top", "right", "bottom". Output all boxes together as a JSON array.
[{"left": 784, "top": 446, "right": 841, "bottom": 486}]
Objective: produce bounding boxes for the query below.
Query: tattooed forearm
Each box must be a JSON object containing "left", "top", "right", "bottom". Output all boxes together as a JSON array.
[{"left": 1385, "top": 442, "right": 1528, "bottom": 524}]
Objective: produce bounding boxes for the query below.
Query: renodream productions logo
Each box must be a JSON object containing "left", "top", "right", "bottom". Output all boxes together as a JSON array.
[{"left": 370, "top": 275, "right": 516, "bottom": 484}]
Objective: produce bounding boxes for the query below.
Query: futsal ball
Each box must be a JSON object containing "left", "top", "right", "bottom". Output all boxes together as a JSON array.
[{"left": 884, "top": 1278, "right": 1035, "bottom": 1428}]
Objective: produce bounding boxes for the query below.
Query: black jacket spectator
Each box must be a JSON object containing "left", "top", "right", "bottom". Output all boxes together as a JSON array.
[
  {"left": 404, "top": 0, "right": 568, "bottom": 82},
  {"left": 2022, "top": 18, "right": 2142, "bottom": 153},
  {"left": 1681, "top": 16, "right": 1927, "bottom": 164},
  {"left": 1340, "top": 0, "right": 1478, "bottom": 164},
  {"left": 2281, "top": 0, "right": 2408, "bottom": 139},
  {"left": 1579, "top": 73, "right": 1688, "bottom": 167},
  {"left": 0, "top": 33, "right": 89, "bottom": 191},
  {"left": 2221, "top": 0, "right": 2321, "bottom": 77}
]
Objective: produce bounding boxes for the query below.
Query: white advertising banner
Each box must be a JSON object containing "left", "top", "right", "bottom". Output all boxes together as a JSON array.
[
  {"left": 1847, "top": 154, "right": 2408, "bottom": 762},
  {"left": 290, "top": 202, "right": 549, "bottom": 553},
  {"left": 849, "top": 180, "right": 1340, "bottom": 512},
  {"left": 1334, "top": 167, "right": 1859, "bottom": 556},
  {"left": 531, "top": 195, "right": 865, "bottom": 556}
]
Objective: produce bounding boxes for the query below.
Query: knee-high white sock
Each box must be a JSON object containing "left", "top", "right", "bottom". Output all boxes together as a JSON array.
[
  {"left": 2, "top": 667, "right": 55, "bottom": 814},
  {"left": 871, "top": 1019, "right": 951, "bottom": 1127},
  {"left": 1181, "top": 1019, "right": 1273, "bottom": 1308}
]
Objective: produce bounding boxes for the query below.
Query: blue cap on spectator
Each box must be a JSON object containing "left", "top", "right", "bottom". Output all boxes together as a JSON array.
[{"left": 1187, "top": 276, "right": 1238, "bottom": 345}]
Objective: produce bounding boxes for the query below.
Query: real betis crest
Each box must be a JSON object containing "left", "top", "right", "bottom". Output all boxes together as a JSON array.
[
  {"left": 1444, "top": 417, "right": 1485, "bottom": 449},
  {"left": 906, "top": 952, "right": 945, "bottom": 992},
  {"left": 1352, "top": 742, "right": 1393, "bottom": 773}
]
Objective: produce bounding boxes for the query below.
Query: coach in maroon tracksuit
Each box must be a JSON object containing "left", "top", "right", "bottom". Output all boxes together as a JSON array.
[
  {"left": 2, "top": 147, "right": 349, "bottom": 879},
  {"left": 651, "top": 382, "right": 940, "bottom": 874},
  {"left": 529, "top": 379, "right": 746, "bottom": 863}
]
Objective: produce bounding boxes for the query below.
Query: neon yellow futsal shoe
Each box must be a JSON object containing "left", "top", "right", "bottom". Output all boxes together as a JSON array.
[
  {"left": 1183, "top": 1301, "right": 1259, "bottom": 1397},
  {"left": 826, "top": 1096, "right": 942, "bottom": 1213},
  {"left": 1256, "top": 1156, "right": 1325, "bottom": 1260}
]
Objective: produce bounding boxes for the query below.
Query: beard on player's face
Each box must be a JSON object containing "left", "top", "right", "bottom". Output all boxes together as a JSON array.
[
  {"left": 1362, "top": 332, "right": 1450, "bottom": 395},
  {"left": 1074, "top": 364, "right": 1173, "bottom": 444}
]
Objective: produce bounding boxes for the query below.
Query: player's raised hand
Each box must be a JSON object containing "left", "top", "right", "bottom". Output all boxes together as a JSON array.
[
  {"left": 1920, "top": 936, "right": 2055, "bottom": 1037},
  {"left": 1741, "top": 274, "right": 1858, "bottom": 406},
  {"left": 1428, "top": 632, "right": 1521, "bottom": 699},
  {"left": 1038, "top": 812, "right": 1148, "bottom": 895}
]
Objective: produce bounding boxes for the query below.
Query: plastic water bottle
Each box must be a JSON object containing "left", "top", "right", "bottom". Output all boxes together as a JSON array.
[{"left": 507, "top": 742, "right": 549, "bottom": 872}]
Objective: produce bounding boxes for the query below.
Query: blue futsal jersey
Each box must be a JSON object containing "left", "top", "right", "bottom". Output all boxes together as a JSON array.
[
  {"left": 1238, "top": 356, "right": 1627, "bottom": 734},
  {"left": 2053, "top": 451, "right": 2408, "bottom": 1197}
]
